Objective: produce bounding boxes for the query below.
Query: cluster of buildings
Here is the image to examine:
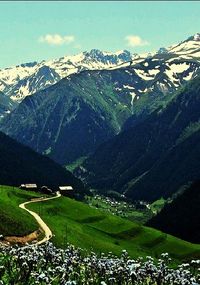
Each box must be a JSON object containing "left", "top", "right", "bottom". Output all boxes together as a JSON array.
[{"left": 19, "top": 184, "right": 74, "bottom": 197}]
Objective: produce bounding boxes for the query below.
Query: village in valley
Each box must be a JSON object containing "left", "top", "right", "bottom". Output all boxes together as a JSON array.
[{"left": 85, "top": 193, "right": 166, "bottom": 224}]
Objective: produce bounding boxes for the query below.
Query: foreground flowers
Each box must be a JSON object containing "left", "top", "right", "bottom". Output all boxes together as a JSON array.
[{"left": 0, "top": 242, "right": 199, "bottom": 284}]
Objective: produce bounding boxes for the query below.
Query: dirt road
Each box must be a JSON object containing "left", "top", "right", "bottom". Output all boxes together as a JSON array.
[{"left": 19, "top": 192, "right": 61, "bottom": 245}]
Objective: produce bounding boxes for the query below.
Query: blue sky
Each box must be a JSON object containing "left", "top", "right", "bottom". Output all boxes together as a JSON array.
[{"left": 0, "top": 1, "right": 200, "bottom": 68}]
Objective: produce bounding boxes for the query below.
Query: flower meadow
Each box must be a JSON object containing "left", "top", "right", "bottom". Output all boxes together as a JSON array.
[{"left": 0, "top": 242, "right": 199, "bottom": 285}]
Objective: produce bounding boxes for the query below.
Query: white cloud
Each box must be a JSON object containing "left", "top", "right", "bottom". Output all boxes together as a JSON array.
[
  {"left": 125, "top": 35, "right": 149, "bottom": 47},
  {"left": 74, "top": 44, "right": 82, "bottom": 50},
  {"left": 39, "top": 34, "right": 75, "bottom": 46}
]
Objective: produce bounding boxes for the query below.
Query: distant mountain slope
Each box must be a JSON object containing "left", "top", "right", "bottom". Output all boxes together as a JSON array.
[
  {"left": 0, "top": 91, "right": 16, "bottom": 118},
  {"left": 0, "top": 131, "right": 85, "bottom": 195},
  {"left": 147, "top": 181, "right": 200, "bottom": 243},
  {"left": 0, "top": 69, "right": 135, "bottom": 164},
  {"left": 80, "top": 75, "right": 200, "bottom": 201}
]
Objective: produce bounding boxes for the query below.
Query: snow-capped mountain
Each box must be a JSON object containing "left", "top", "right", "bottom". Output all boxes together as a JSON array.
[
  {"left": 168, "top": 33, "right": 200, "bottom": 57},
  {"left": 118, "top": 33, "right": 200, "bottom": 98},
  {"left": 1, "top": 34, "right": 200, "bottom": 165},
  {"left": 0, "top": 49, "right": 133, "bottom": 103},
  {"left": 0, "top": 34, "right": 200, "bottom": 117},
  {"left": 102, "top": 34, "right": 200, "bottom": 111}
]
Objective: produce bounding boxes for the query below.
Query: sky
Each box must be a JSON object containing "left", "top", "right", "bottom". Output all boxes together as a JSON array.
[{"left": 0, "top": 1, "right": 200, "bottom": 68}]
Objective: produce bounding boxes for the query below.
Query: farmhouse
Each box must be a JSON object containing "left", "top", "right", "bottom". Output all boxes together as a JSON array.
[
  {"left": 19, "top": 184, "right": 37, "bottom": 191},
  {"left": 59, "top": 185, "right": 74, "bottom": 197}
]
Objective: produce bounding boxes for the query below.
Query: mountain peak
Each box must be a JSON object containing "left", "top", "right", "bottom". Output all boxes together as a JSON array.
[
  {"left": 81, "top": 49, "right": 132, "bottom": 65},
  {"left": 157, "top": 47, "right": 168, "bottom": 54},
  {"left": 84, "top": 49, "right": 131, "bottom": 59},
  {"left": 184, "top": 33, "right": 200, "bottom": 43},
  {"left": 19, "top": 61, "right": 38, "bottom": 68},
  {"left": 83, "top": 49, "right": 105, "bottom": 58},
  {"left": 194, "top": 33, "right": 200, "bottom": 41}
]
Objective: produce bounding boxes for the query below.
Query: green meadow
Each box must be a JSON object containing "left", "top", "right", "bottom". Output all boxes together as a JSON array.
[
  {"left": 28, "top": 193, "right": 200, "bottom": 262},
  {"left": 0, "top": 185, "right": 41, "bottom": 236},
  {"left": 0, "top": 185, "right": 200, "bottom": 263}
]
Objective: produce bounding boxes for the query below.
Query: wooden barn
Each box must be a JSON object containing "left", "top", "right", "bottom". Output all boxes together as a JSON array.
[{"left": 58, "top": 185, "right": 74, "bottom": 197}]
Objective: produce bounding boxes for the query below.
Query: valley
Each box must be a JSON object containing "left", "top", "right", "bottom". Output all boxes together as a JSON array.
[
  {"left": 81, "top": 74, "right": 200, "bottom": 202},
  {"left": 0, "top": 35, "right": 200, "bottom": 251},
  {"left": 0, "top": 5, "right": 200, "bottom": 281}
]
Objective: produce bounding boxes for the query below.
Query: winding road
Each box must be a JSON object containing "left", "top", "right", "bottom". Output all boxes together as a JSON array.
[{"left": 19, "top": 191, "right": 61, "bottom": 245}]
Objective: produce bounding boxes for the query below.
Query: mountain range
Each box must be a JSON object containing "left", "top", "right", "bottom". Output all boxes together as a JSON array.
[
  {"left": 1, "top": 34, "right": 200, "bottom": 167},
  {"left": 0, "top": 49, "right": 132, "bottom": 106},
  {"left": 0, "top": 33, "right": 200, "bottom": 118},
  {"left": 0, "top": 69, "right": 134, "bottom": 164}
]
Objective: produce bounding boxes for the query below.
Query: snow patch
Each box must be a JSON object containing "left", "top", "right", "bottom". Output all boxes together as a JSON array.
[
  {"left": 170, "top": 63, "right": 188, "bottom": 73},
  {"left": 134, "top": 69, "right": 154, "bottom": 81},
  {"left": 130, "top": 91, "right": 136, "bottom": 105},
  {"left": 184, "top": 72, "right": 193, "bottom": 81},
  {"left": 115, "top": 87, "right": 122, "bottom": 91},
  {"left": 148, "top": 69, "right": 159, "bottom": 76},
  {"left": 123, "top": 85, "right": 134, "bottom": 89}
]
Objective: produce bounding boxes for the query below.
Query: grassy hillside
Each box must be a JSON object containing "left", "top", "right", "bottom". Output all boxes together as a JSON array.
[
  {"left": 0, "top": 185, "right": 40, "bottom": 236},
  {"left": 28, "top": 194, "right": 200, "bottom": 262},
  {"left": 0, "top": 185, "right": 199, "bottom": 263}
]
